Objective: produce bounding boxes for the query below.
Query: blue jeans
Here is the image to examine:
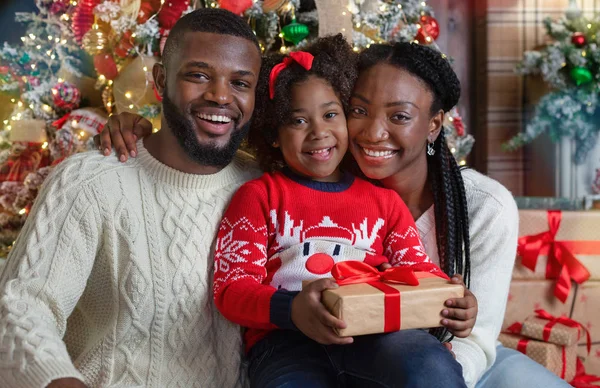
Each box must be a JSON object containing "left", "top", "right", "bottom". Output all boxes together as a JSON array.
[
  {"left": 476, "top": 344, "right": 572, "bottom": 388},
  {"left": 248, "top": 329, "right": 467, "bottom": 388}
]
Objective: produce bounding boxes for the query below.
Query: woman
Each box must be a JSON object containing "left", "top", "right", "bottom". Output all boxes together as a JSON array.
[{"left": 95, "top": 42, "right": 571, "bottom": 388}]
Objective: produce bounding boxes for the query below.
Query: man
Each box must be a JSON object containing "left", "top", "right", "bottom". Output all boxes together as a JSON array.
[{"left": 0, "top": 9, "right": 262, "bottom": 388}]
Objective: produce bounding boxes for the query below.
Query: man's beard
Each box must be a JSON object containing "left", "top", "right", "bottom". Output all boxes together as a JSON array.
[{"left": 161, "top": 89, "right": 250, "bottom": 168}]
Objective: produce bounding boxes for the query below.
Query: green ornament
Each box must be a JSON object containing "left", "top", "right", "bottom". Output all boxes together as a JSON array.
[
  {"left": 281, "top": 18, "right": 309, "bottom": 45},
  {"left": 570, "top": 66, "right": 593, "bottom": 85},
  {"left": 18, "top": 53, "right": 30, "bottom": 65}
]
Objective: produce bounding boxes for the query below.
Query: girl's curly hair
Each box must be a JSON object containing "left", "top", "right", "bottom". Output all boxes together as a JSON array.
[{"left": 247, "top": 34, "right": 358, "bottom": 171}]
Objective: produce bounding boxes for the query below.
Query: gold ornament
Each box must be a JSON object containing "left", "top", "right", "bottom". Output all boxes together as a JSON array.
[
  {"left": 82, "top": 24, "right": 109, "bottom": 55},
  {"left": 102, "top": 85, "right": 114, "bottom": 114},
  {"left": 262, "top": 0, "right": 288, "bottom": 13},
  {"left": 113, "top": 55, "right": 159, "bottom": 114}
]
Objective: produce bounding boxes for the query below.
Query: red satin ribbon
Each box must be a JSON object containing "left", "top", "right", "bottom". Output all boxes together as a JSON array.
[
  {"left": 571, "top": 359, "right": 600, "bottom": 388},
  {"left": 330, "top": 261, "right": 449, "bottom": 333},
  {"left": 506, "top": 322, "right": 523, "bottom": 334},
  {"left": 534, "top": 309, "right": 592, "bottom": 354},
  {"left": 560, "top": 346, "right": 567, "bottom": 379},
  {"left": 518, "top": 210, "right": 591, "bottom": 303},
  {"left": 514, "top": 336, "right": 567, "bottom": 380},
  {"left": 517, "top": 338, "right": 528, "bottom": 354},
  {"left": 268, "top": 51, "right": 314, "bottom": 99}
]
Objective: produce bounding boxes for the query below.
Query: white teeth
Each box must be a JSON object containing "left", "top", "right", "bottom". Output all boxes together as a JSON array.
[
  {"left": 308, "top": 148, "right": 331, "bottom": 154},
  {"left": 362, "top": 148, "right": 396, "bottom": 158},
  {"left": 197, "top": 113, "right": 232, "bottom": 123}
]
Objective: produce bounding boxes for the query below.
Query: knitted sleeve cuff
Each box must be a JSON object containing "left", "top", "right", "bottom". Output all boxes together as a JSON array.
[{"left": 269, "top": 289, "right": 299, "bottom": 330}]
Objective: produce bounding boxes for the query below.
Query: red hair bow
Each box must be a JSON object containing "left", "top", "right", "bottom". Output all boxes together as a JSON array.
[{"left": 269, "top": 51, "right": 314, "bottom": 99}]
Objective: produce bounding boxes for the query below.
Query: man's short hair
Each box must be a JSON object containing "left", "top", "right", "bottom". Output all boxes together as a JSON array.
[{"left": 162, "top": 8, "right": 261, "bottom": 69}]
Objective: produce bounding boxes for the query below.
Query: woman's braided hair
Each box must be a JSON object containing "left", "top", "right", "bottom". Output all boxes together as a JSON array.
[
  {"left": 358, "top": 42, "right": 471, "bottom": 342},
  {"left": 246, "top": 34, "right": 358, "bottom": 171}
]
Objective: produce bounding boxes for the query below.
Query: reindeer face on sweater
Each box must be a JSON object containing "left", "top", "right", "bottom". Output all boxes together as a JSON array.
[{"left": 265, "top": 210, "right": 388, "bottom": 291}]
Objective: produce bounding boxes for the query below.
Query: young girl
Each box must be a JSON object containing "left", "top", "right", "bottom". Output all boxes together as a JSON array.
[{"left": 212, "top": 34, "right": 467, "bottom": 388}]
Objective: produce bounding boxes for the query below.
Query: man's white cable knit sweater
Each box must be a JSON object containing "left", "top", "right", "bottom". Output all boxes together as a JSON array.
[
  {"left": 0, "top": 141, "right": 260, "bottom": 388},
  {"left": 416, "top": 169, "right": 519, "bottom": 388}
]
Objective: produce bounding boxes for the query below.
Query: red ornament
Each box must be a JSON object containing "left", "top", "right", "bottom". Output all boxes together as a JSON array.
[
  {"left": 0, "top": 66, "right": 9, "bottom": 74},
  {"left": 137, "top": 2, "right": 157, "bottom": 23},
  {"left": 415, "top": 15, "right": 440, "bottom": 44},
  {"left": 158, "top": 0, "right": 189, "bottom": 30},
  {"left": 52, "top": 81, "right": 81, "bottom": 111},
  {"left": 49, "top": 0, "right": 69, "bottom": 15},
  {"left": 571, "top": 32, "right": 587, "bottom": 47},
  {"left": 218, "top": 0, "right": 253, "bottom": 15},
  {"left": 453, "top": 115, "right": 465, "bottom": 137},
  {"left": 94, "top": 53, "right": 119, "bottom": 80},
  {"left": 115, "top": 31, "right": 135, "bottom": 58},
  {"left": 72, "top": 0, "right": 98, "bottom": 44}
]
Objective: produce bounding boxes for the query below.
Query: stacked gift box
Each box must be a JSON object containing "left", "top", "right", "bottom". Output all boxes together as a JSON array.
[{"left": 503, "top": 207, "right": 600, "bottom": 380}]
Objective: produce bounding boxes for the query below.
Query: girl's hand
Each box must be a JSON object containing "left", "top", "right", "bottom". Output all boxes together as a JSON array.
[
  {"left": 377, "top": 262, "right": 392, "bottom": 271},
  {"left": 291, "top": 278, "right": 354, "bottom": 345},
  {"left": 93, "top": 112, "right": 153, "bottom": 162},
  {"left": 441, "top": 274, "right": 478, "bottom": 337}
]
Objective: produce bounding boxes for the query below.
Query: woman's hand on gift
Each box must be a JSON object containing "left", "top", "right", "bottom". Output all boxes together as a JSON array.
[
  {"left": 291, "top": 278, "right": 354, "bottom": 346},
  {"left": 441, "top": 274, "right": 478, "bottom": 338},
  {"left": 93, "top": 112, "right": 153, "bottom": 162}
]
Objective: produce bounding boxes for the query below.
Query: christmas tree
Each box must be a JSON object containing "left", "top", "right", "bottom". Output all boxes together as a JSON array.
[
  {"left": 0, "top": 0, "right": 473, "bottom": 257},
  {"left": 504, "top": 0, "right": 600, "bottom": 164}
]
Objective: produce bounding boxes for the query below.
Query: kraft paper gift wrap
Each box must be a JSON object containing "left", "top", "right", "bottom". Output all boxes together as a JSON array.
[
  {"left": 513, "top": 210, "right": 600, "bottom": 281},
  {"left": 520, "top": 315, "right": 581, "bottom": 347},
  {"left": 577, "top": 343, "right": 600, "bottom": 376},
  {"left": 320, "top": 275, "right": 464, "bottom": 337},
  {"left": 499, "top": 333, "right": 577, "bottom": 381},
  {"left": 502, "top": 280, "right": 576, "bottom": 332},
  {"left": 571, "top": 280, "right": 600, "bottom": 346}
]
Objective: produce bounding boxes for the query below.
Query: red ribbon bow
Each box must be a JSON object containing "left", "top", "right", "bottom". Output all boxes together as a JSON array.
[
  {"left": 506, "top": 310, "right": 591, "bottom": 354},
  {"left": 534, "top": 309, "right": 592, "bottom": 354},
  {"left": 518, "top": 210, "right": 591, "bottom": 303},
  {"left": 268, "top": 51, "right": 314, "bottom": 99},
  {"left": 331, "top": 261, "right": 449, "bottom": 286},
  {"left": 570, "top": 359, "right": 600, "bottom": 388},
  {"left": 330, "top": 261, "right": 449, "bottom": 333}
]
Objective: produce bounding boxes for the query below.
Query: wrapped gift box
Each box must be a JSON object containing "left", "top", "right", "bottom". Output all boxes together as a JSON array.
[
  {"left": 577, "top": 343, "right": 600, "bottom": 376},
  {"left": 513, "top": 210, "right": 600, "bottom": 282},
  {"left": 571, "top": 281, "right": 600, "bottom": 346},
  {"left": 320, "top": 276, "right": 464, "bottom": 337},
  {"left": 519, "top": 315, "right": 580, "bottom": 346},
  {"left": 499, "top": 333, "right": 577, "bottom": 381},
  {"left": 502, "top": 280, "right": 576, "bottom": 332}
]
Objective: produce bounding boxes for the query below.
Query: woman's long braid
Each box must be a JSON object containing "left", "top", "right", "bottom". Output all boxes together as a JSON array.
[
  {"left": 427, "top": 129, "right": 472, "bottom": 342},
  {"left": 429, "top": 130, "right": 471, "bottom": 287}
]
